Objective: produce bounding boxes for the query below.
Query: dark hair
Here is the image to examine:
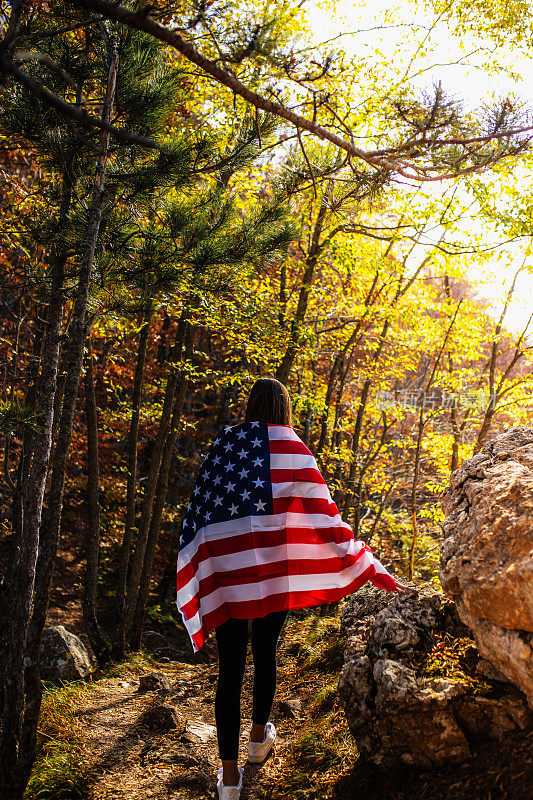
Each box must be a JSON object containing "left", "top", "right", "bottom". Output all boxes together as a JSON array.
[{"left": 244, "top": 378, "right": 292, "bottom": 426}]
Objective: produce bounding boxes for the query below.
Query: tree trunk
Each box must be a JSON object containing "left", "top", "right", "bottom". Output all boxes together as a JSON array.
[
  {"left": 2, "top": 49, "right": 119, "bottom": 800},
  {"left": 82, "top": 336, "right": 110, "bottom": 665},
  {"left": 316, "top": 351, "right": 343, "bottom": 456},
  {"left": 341, "top": 376, "right": 372, "bottom": 517},
  {"left": 2, "top": 309, "right": 46, "bottom": 650},
  {"left": 450, "top": 403, "right": 460, "bottom": 472},
  {"left": 0, "top": 247, "right": 68, "bottom": 798},
  {"left": 129, "top": 323, "right": 194, "bottom": 649},
  {"left": 473, "top": 405, "right": 496, "bottom": 455},
  {"left": 408, "top": 303, "right": 461, "bottom": 579},
  {"left": 124, "top": 310, "right": 189, "bottom": 629},
  {"left": 408, "top": 407, "right": 425, "bottom": 581},
  {"left": 275, "top": 192, "right": 329, "bottom": 384},
  {"left": 316, "top": 267, "right": 379, "bottom": 458},
  {"left": 112, "top": 307, "right": 152, "bottom": 660},
  {"left": 341, "top": 318, "right": 390, "bottom": 518}
]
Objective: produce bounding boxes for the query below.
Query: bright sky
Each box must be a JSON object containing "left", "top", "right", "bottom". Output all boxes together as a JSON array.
[{"left": 305, "top": 0, "right": 533, "bottom": 336}]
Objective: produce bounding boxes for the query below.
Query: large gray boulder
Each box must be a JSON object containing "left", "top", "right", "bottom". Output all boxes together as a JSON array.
[
  {"left": 440, "top": 427, "right": 533, "bottom": 706},
  {"left": 338, "top": 587, "right": 531, "bottom": 769},
  {"left": 40, "top": 625, "right": 97, "bottom": 684}
]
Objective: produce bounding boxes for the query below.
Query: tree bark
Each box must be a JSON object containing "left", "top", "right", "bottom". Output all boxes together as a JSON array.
[
  {"left": 0, "top": 247, "right": 68, "bottom": 799},
  {"left": 129, "top": 322, "right": 194, "bottom": 650},
  {"left": 82, "top": 335, "right": 110, "bottom": 665},
  {"left": 124, "top": 310, "right": 189, "bottom": 628},
  {"left": 112, "top": 307, "right": 152, "bottom": 660},
  {"left": 2, "top": 48, "right": 119, "bottom": 800}
]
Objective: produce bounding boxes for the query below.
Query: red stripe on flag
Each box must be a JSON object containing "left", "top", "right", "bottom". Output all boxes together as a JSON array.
[
  {"left": 269, "top": 439, "right": 313, "bottom": 456},
  {"left": 270, "top": 468, "right": 325, "bottom": 484},
  {"left": 197, "top": 563, "right": 377, "bottom": 639},
  {"left": 177, "top": 524, "right": 354, "bottom": 590},
  {"left": 179, "top": 548, "right": 367, "bottom": 622},
  {"left": 272, "top": 495, "right": 339, "bottom": 516}
]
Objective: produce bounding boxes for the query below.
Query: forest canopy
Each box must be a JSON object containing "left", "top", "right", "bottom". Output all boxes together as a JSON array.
[{"left": 0, "top": 2, "right": 532, "bottom": 798}]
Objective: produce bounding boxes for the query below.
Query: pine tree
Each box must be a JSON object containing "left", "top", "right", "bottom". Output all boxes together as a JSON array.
[{"left": 0, "top": 5, "right": 292, "bottom": 797}]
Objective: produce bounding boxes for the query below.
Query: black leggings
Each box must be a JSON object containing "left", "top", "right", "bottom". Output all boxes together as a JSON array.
[{"left": 214, "top": 610, "right": 289, "bottom": 760}]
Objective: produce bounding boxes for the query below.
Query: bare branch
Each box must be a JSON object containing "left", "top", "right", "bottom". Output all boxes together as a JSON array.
[{"left": 66, "top": 0, "right": 533, "bottom": 181}]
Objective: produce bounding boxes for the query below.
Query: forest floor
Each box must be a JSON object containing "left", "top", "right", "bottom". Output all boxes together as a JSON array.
[{"left": 29, "top": 611, "right": 533, "bottom": 800}]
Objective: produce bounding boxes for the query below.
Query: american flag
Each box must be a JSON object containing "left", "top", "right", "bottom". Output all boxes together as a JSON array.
[{"left": 177, "top": 422, "right": 398, "bottom": 652}]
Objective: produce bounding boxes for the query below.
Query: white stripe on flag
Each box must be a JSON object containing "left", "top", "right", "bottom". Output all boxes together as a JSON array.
[
  {"left": 191, "top": 546, "right": 376, "bottom": 617},
  {"left": 271, "top": 481, "right": 332, "bottom": 500},
  {"left": 267, "top": 426, "right": 301, "bottom": 441},
  {"left": 270, "top": 452, "right": 319, "bottom": 471},
  {"left": 177, "top": 538, "right": 356, "bottom": 609},
  {"left": 178, "top": 511, "right": 352, "bottom": 563}
]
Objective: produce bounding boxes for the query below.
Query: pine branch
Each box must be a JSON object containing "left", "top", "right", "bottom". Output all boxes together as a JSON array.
[
  {"left": 0, "top": 54, "right": 159, "bottom": 150},
  {"left": 66, "top": 0, "right": 387, "bottom": 169},
  {"left": 66, "top": 0, "right": 533, "bottom": 181}
]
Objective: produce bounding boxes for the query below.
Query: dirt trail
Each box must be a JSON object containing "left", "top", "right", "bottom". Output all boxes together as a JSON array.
[
  {"left": 77, "top": 631, "right": 309, "bottom": 799},
  {"left": 68, "top": 613, "right": 533, "bottom": 800}
]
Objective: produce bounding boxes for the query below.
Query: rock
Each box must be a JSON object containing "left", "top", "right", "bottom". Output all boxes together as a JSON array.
[
  {"left": 182, "top": 720, "right": 216, "bottom": 743},
  {"left": 138, "top": 672, "right": 170, "bottom": 693},
  {"left": 141, "top": 631, "right": 184, "bottom": 662},
  {"left": 278, "top": 698, "right": 303, "bottom": 719},
  {"left": 338, "top": 587, "right": 532, "bottom": 769},
  {"left": 142, "top": 630, "right": 170, "bottom": 653},
  {"left": 138, "top": 704, "right": 185, "bottom": 733},
  {"left": 40, "top": 625, "right": 97, "bottom": 684},
  {"left": 340, "top": 583, "right": 393, "bottom": 636},
  {"left": 440, "top": 427, "right": 533, "bottom": 705}
]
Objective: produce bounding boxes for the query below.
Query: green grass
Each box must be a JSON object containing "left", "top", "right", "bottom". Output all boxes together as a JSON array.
[
  {"left": 26, "top": 650, "right": 157, "bottom": 799},
  {"left": 309, "top": 681, "right": 338, "bottom": 713},
  {"left": 25, "top": 682, "right": 93, "bottom": 800},
  {"left": 102, "top": 649, "right": 156, "bottom": 679},
  {"left": 266, "top": 613, "right": 357, "bottom": 800}
]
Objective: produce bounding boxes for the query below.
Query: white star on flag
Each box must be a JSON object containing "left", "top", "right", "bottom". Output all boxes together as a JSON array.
[{"left": 178, "top": 421, "right": 400, "bottom": 656}]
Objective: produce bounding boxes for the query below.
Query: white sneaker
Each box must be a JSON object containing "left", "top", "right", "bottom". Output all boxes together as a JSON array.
[
  {"left": 216, "top": 766, "right": 243, "bottom": 800},
  {"left": 248, "top": 722, "right": 276, "bottom": 763}
]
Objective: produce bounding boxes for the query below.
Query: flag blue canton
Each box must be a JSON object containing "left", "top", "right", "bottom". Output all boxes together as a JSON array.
[{"left": 179, "top": 421, "right": 274, "bottom": 551}]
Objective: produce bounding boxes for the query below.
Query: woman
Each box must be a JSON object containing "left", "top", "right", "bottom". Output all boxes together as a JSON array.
[{"left": 177, "top": 378, "right": 402, "bottom": 800}]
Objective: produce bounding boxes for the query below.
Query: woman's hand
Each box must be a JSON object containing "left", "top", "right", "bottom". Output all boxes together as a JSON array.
[{"left": 394, "top": 580, "right": 410, "bottom": 592}]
